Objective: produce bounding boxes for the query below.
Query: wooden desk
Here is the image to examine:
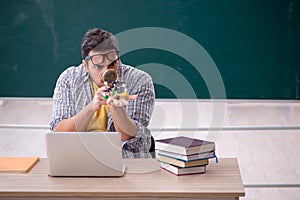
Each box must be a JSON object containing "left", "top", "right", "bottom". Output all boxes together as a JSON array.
[{"left": 0, "top": 158, "right": 245, "bottom": 200}]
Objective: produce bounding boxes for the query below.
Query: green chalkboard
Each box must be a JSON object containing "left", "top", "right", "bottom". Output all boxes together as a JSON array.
[{"left": 0, "top": 0, "right": 299, "bottom": 99}]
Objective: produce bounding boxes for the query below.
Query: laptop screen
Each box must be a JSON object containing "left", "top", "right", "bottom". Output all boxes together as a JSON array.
[{"left": 46, "top": 132, "right": 125, "bottom": 177}]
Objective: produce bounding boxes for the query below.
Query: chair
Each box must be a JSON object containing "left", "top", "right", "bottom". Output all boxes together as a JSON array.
[{"left": 149, "top": 136, "right": 156, "bottom": 158}]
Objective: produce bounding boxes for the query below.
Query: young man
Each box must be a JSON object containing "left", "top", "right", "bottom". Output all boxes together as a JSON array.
[{"left": 50, "top": 28, "right": 155, "bottom": 158}]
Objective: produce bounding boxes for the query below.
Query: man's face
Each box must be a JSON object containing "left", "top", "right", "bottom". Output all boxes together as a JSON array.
[{"left": 83, "top": 49, "right": 119, "bottom": 87}]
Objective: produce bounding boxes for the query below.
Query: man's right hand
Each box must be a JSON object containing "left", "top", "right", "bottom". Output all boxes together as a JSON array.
[{"left": 92, "top": 86, "right": 109, "bottom": 111}]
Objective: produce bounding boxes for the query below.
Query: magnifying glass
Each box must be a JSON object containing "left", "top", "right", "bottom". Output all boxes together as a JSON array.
[
  {"left": 101, "top": 69, "right": 138, "bottom": 105},
  {"left": 101, "top": 69, "right": 118, "bottom": 99},
  {"left": 102, "top": 69, "right": 118, "bottom": 87}
]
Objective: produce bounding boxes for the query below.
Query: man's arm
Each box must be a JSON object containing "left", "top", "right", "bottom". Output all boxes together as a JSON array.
[
  {"left": 109, "top": 105, "right": 137, "bottom": 140},
  {"left": 54, "top": 102, "right": 94, "bottom": 132},
  {"left": 54, "top": 86, "right": 107, "bottom": 132}
]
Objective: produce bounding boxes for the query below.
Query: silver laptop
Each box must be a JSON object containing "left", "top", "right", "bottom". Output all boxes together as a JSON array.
[{"left": 45, "top": 131, "right": 125, "bottom": 177}]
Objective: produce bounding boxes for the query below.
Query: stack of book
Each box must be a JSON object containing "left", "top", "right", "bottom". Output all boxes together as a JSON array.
[{"left": 155, "top": 136, "right": 216, "bottom": 176}]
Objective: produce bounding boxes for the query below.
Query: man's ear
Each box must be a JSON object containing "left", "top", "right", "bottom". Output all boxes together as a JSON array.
[{"left": 82, "top": 60, "right": 88, "bottom": 72}]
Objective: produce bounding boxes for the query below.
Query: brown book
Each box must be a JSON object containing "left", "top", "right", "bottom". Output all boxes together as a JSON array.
[
  {"left": 158, "top": 155, "right": 209, "bottom": 168},
  {"left": 155, "top": 136, "right": 215, "bottom": 155},
  {"left": 0, "top": 157, "right": 39, "bottom": 174}
]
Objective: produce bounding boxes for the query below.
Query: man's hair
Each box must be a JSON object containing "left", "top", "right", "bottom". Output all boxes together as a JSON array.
[{"left": 81, "top": 28, "right": 119, "bottom": 58}]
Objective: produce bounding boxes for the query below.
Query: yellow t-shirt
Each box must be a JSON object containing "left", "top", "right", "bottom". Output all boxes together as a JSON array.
[{"left": 86, "top": 82, "right": 109, "bottom": 132}]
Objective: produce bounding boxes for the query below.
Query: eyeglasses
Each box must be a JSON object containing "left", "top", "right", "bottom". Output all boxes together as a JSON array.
[{"left": 85, "top": 50, "right": 119, "bottom": 68}]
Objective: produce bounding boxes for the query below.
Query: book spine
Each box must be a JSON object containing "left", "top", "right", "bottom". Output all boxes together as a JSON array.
[{"left": 157, "top": 153, "right": 215, "bottom": 162}]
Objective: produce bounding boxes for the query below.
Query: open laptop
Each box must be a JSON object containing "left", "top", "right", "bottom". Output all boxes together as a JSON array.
[{"left": 45, "top": 131, "right": 125, "bottom": 177}]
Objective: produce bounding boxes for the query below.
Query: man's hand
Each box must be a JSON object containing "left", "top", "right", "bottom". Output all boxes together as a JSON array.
[
  {"left": 106, "top": 93, "right": 138, "bottom": 107},
  {"left": 93, "top": 86, "right": 108, "bottom": 111},
  {"left": 105, "top": 92, "right": 138, "bottom": 140}
]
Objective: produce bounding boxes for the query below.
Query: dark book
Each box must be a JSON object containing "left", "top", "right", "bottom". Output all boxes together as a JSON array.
[
  {"left": 160, "top": 162, "right": 206, "bottom": 176},
  {"left": 155, "top": 136, "right": 215, "bottom": 155},
  {"left": 157, "top": 149, "right": 215, "bottom": 162},
  {"left": 158, "top": 155, "right": 209, "bottom": 167}
]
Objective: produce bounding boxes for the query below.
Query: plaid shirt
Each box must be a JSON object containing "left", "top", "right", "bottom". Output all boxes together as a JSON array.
[{"left": 50, "top": 63, "right": 155, "bottom": 158}]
